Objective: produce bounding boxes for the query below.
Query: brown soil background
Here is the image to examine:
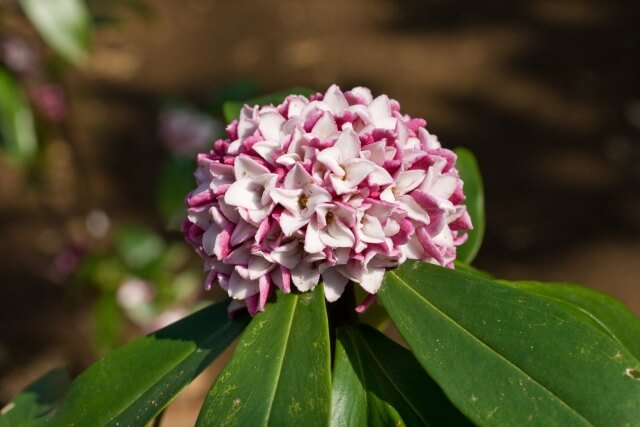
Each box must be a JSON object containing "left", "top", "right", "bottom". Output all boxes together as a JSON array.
[{"left": 1, "top": 0, "right": 639, "bottom": 425}]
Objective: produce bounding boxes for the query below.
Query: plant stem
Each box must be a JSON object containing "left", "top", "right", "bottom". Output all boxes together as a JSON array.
[{"left": 326, "top": 282, "right": 357, "bottom": 362}]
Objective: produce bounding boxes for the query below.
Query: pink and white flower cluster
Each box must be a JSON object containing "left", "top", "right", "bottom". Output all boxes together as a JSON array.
[{"left": 183, "top": 85, "right": 472, "bottom": 315}]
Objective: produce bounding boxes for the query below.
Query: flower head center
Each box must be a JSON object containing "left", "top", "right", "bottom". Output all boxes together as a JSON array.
[
  {"left": 326, "top": 211, "right": 334, "bottom": 224},
  {"left": 299, "top": 194, "right": 309, "bottom": 209}
]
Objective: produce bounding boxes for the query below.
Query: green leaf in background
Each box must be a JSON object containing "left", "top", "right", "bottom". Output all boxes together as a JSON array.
[
  {"left": 92, "top": 294, "right": 123, "bottom": 355},
  {"left": 379, "top": 261, "right": 640, "bottom": 426},
  {"left": 47, "top": 300, "right": 248, "bottom": 427},
  {"left": 157, "top": 157, "right": 197, "bottom": 227},
  {"left": 115, "top": 224, "right": 166, "bottom": 270},
  {"left": 0, "top": 368, "right": 70, "bottom": 427},
  {"left": 19, "top": 0, "right": 92, "bottom": 66},
  {"left": 0, "top": 69, "right": 37, "bottom": 162},
  {"left": 197, "top": 285, "right": 331, "bottom": 427},
  {"left": 454, "top": 147, "right": 485, "bottom": 264},
  {"left": 222, "top": 87, "right": 316, "bottom": 124},
  {"left": 507, "top": 280, "right": 640, "bottom": 360},
  {"left": 330, "top": 325, "right": 472, "bottom": 427}
]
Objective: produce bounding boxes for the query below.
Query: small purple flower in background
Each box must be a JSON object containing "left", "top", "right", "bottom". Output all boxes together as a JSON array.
[
  {"left": 159, "top": 107, "right": 223, "bottom": 157},
  {"left": 30, "top": 83, "right": 67, "bottom": 122},
  {"left": 183, "top": 85, "right": 472, "bottom": 315},
  {"left": 0, "top": 36, "right": 38, "bottom": 76},
  {"left": 52, "top": 244, "right": 85, "bottom": 281}
]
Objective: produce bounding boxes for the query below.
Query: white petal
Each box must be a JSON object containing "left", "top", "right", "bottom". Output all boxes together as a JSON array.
[
  {"left": 368, "top": 94, "right": 391, "bottom": 124},
  {"left": 291, "top": 261, "right": 320, "bottom": 292},
  {"left": 237, "top": 106, "right": 258, "bottom": 138},
  {"left": 252, "top": 140, "right": 280, "bottom": 164},
  {"left": 279, "top": 211, "right": 309, "bottom": 236},
  {"left": 304, "top": 219, "right": 325, "bottom": 253},
  {"left": 324, "top": 85, "right": 349, "bottom": 114},
  {"left": 312, "top": 111, "right": 338, "bottom": 141},
  {"left": 224, "top": 178, "right": 263, "bottom": 209},
  {"left": 248, "top": 256, "right": 274, "bottom": 280},
  {"left": 202, "top": 223, "right": 221, "bottom": 256},
  {"left": 344, "top": 158, "right": 377, "bottom": 187},
  {"left": 217, "top": 198, "right": 240, "bottom": 223},
  {"left": 284, "top": 162, "right": 314, "bottom": 189},
  {"left": 230, "top": 219, "right": 256, "bottom": 246},
  {"left": 321, "top": 268, "right": 349, "bottom": 302},
  {"left": 321, "top": 217, "right": 355, "bottom": 248},
  {"left": 258, "top": 112, "right": 285, "bottom": 141},
  {"left": 234, "top": 155, "right": 270, "bottom": 180},
  {"left": 359, "top": 267, "right": 385, "bottom": 294},
  {"left": 360, "top": 140, "right": 386, "bottom": 166},
  {"left": 431, "top": 174, "right": 457, "bottom": 200},
  {"left": 396, "top": 170, "right": 426, "bottom": 195},
  {"left": 271, "top": 242, "right": 301, "bottom": 269},
  {"left": 379, "top": 187, "right": 395, "bottom": 202},
  {"left": 397, "top": 195, "right": 430, "bottom": 224},
  {"left": 288, "top": 97, "right": 307, "bottom": 117},
  {"left": 270, "top": 187, "right": 303, "bottom": 214},
  {"left": 228, "top": 271, "right": 259, "bottom": 299},
  {"left": 303, "top": 185, "right": 332, "bottom": 212},
  {"left": 350, "top": 86, "right": 373, "bottom": 104},
  {"left": 225, "top": 245, "right": 251, "bottom": 264},
  {"left": 334, "top": 128, "right": 360, "bottom": 160},
  {"left": 360, "top": 214, "right": 386, "bottom": 243},
  {"left": 317, "top": 147, "right": 344, "bottom": 176},
  {"left": 275, "top": 153, "right": 300, "bottom": 167},
  {"left": 368, "top": 166, "right": 394, "bottom": 186}
]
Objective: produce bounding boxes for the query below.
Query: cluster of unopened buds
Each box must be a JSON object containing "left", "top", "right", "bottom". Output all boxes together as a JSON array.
[{"left": 183, "top": 85, "right": 472, "bottom": 315}]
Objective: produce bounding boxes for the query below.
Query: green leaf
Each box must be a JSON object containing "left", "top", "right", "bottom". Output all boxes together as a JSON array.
[
  {"left": 222, "top": 87, "right": 316, "bottom": 123},
  {"left": 197, "top": 285, "right": 331, "bottom": 426},
  {"left": 454, "top": 148, "right": 484, "bottom": 264},
  {"left": 157, "top": 157, "right": 197, "bottom": 227},
  {"left": 379, "top": 261, "right": 640, "bottom": 426},
  {"left": 47, "top": 300, "right": 248, "bottom": 427},
  {"left": 330, "top": 325, "right": 472, "bottom": 427},
  {"left": 507, "top": 280, "right": 640, "bottom": 360},
  {"left": 20, "top": 0, "right": 92, "bottom": 66},
  {"left": 0, "top": 69, "right": 37, "bottom": 162},
  {"left": 0, "top": 368, "right": 70, "bottom": 427}
]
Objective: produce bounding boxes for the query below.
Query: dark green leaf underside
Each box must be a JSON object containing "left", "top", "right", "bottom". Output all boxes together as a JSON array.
[{"left": 330, "top": 325, "right": 472, "bottom": 427}]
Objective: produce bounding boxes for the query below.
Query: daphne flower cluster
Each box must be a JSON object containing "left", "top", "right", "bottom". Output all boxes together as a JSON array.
[{"left": 183, "top": 85, "right": 472, "bottom": 315}]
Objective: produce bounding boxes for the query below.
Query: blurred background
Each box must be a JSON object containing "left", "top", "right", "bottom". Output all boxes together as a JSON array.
[{"left": 1, "top": 0, "right": 638, "bottom": 424}]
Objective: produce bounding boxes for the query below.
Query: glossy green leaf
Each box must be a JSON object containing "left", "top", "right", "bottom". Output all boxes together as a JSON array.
[
  {"left": 0, "top": 69, "right": 37, "bottom": 162},
  {"left": 0, "top": 368, "right": 70, "bottom": 427},
  {"left": 454, "top": 148, "right": 484, "bottom": 264},
  {"left": 380, "top": 261, "right": 640, "bottom": 426},
  {"left": 507, "top": 280, "right": 640, "bottom": 359},
  {"left": 20, "top": 0, "right": 92, "bottom": 65},
  {"left": 222, "top": 87, "right": 316, "bottom": 123},
  {"left": 197, "top": 285, "right": 331, "bottom": 426},
  {"left": 47, "top": 300, "right": 248, "bottom": 427},
  {"left": 330, "top": 325, "right": 472, "bottom": 427}
]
